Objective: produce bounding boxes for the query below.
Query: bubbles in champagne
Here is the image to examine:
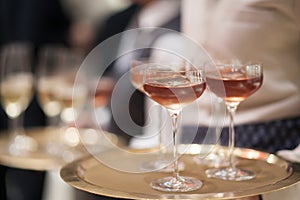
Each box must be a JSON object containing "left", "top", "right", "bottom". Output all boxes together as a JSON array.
[
  {"left": 0, "top": 73, "right": 33, "bottom": 118},
  {"left": 221, "top": 69, "right": 245, "bottom": 79},
  {"left": 153, "top": 75, "right": 191, "bottom": 87}
]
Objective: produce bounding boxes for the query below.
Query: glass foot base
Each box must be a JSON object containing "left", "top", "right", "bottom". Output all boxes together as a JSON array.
[
  {"left": 205, "top": 167, "right": 255, "bottom": 181},
  {"left": 151, "top": 176, "right": 202, "bottom": 192}
]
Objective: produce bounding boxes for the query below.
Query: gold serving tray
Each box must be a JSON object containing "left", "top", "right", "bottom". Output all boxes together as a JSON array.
[
  {"left": 60, "top": 145, "right": 300, "bottom": 199},
  {"left": 0, "top": 127, "right": 122, "bottom": 171}
]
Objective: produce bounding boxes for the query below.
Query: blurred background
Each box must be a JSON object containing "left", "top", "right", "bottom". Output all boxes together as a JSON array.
[{"left": 0, "top": 1, "right": 131, "bottom": 200}]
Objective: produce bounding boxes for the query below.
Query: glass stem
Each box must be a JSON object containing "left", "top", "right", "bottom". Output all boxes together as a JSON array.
[
  {"left": 158, "top": 106, "right": 166, "bottom": 157},
  {"left": 47, "top": 115, "right": 60, "bottom": 127},
  {"left": 169, "top": 110, "right": 180, "bottom": 180},
  {"left": 9, "top": 113, "right": 24, "bottom": 138},
  {"left": 226, "top": 103, "right": 239, "bottom": 170}
]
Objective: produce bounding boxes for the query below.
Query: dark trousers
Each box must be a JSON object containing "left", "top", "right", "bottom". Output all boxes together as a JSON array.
[
  {"left": 183, "top": 116, "right": 300, "bottom": 154},
  {"left": 0, "top": 97, "right": 46, "bottom": 200}
]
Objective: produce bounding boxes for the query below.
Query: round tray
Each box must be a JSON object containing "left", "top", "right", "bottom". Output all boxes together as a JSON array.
[
  {"left": 60, "top": 145, "right": 300, "bottom": 199},
  {"left": 0, "top": 127, "right": 122, "bottom": 171}
]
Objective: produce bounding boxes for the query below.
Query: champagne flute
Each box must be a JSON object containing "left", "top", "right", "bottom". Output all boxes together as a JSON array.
[
  {"left": 36, "top": 46, "right": 87, "bottom": 160},
  {"left": 143, "top": 62, "right": 206, "bottom": 192},
  {"left": 36, "top": 46, "right": 65, "bottom": 126},
  {"left": 37, "top": 46, "right": 87, "bottom": 125},
  {"left": 205, "top": 60, "right": 263, "bottom": 181},
  {"left": 0, "top": 43, "right": 37, "bottom": 155}
]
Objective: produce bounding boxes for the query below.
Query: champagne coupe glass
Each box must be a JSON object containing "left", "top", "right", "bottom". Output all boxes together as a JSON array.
[
  {"left": 143, "top": 62, "right": 206, "bottom": 192},
  {"left": 130, "top": 60, "right": 184, "bottom": 172},
  {"left": 0, "top": 43, "right": 37, "bottom": 155},
  {"left": 36, "top": 46, "right": 87, "bottom": 160},
  {"left": 205, "top": 60, "right": 263, "bottom": 181}
]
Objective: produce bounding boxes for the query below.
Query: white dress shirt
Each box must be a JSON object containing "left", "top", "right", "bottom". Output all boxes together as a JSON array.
[{"left": 182, "top": 0, "right": 300, "bottom": 126}]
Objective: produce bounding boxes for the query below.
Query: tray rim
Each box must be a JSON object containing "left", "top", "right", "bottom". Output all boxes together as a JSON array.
[
  {"left": 60, "top": 145, "right": 300, "bottom": 199},
  {"left": 0, "top": 127, "right": 122, "bottom": 171}
]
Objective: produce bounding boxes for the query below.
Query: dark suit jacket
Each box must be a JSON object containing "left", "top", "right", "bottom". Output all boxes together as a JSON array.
[{"left": 94, "top": 3, "right": 181, "bottom": 144}]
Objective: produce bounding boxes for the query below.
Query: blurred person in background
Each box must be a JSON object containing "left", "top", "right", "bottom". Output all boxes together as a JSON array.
[
  {"left": 181, "top": 0, "right": 300, "bottom": 199},
  {"left": 61, "top": 0, "right": 110, "bottom": 52},
  {"left": 92, "top": 0, "right": 181, "bottom": 145},
  {"left": 61, "top": 0, "right": 129, "bottom": 53},
  {"left": 120, "top": 0, "right": 299, "bottom": 199}
]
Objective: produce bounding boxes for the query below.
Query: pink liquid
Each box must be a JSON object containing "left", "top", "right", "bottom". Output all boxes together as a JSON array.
[
  {"left": 144, "top": 82, "right": 206, "bottom": 110},
  {"left": 94, "top": 88, "right": 112, "bottom": 107},
  {"left": 206, "top": 70, "right": 263, "bottom": 102},
  {"left": 94, "top": 78, "right": 114, "bottom": 107}
]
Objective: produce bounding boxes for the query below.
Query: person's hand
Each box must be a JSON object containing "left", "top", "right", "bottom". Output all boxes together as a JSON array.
[{"left": 277, "top": 144, "right": 300, "bottom": 163}]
